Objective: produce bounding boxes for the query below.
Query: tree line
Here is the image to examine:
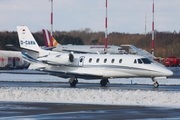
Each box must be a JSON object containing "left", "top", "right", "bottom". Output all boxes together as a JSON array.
[{"left": 0, "top": 29, "right": 180, "bottom": 58}]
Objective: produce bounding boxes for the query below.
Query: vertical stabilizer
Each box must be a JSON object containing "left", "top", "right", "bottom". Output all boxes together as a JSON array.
[
  {"left": 17, "top": 26, "right": 56, "bottom": 58},
  {"left": 52, "top": 36, "right": 59, "bottom": 47},
  {"left": 42, "top": 29, "right": 53, "bottom": 47},
  {"left": 42, "top": 29, "right": 59, "bottom": 47},
  {"left": 17, "top": 26, "right": 41, "bottom": 52}
]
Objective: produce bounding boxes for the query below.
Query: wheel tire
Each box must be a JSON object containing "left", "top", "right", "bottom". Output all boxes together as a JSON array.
[
  {"left": 100, "top": 79, "right": 108, "bottom": 86},
  {"left": 70, "top": 80, "right": 78, "bottom": 87},
  {"left": 154, "top": 82, "right": 159, "bottom": 88}
]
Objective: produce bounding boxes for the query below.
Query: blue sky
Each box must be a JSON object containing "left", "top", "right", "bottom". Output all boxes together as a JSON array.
[{"left": 0, "top": 0, "right": 179, "bottom": 33}]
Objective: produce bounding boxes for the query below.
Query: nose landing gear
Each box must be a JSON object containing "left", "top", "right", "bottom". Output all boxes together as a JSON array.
[{"left": 152, "top": 77, "right": 159, "bottom": 88}]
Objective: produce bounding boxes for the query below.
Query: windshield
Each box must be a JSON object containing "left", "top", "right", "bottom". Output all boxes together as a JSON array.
[{"left": 141, "top": 58, "right": 152, "bottom": 64}]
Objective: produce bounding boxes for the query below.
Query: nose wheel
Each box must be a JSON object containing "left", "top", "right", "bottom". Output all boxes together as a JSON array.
[
  {"left": 153, "top": 82, "right": 159, "bottom": 88},
  {"left": 152, "top": 77, "right": 159, "bottom": 88}
]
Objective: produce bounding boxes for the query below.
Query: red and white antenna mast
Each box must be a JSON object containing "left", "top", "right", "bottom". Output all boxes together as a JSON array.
[
  {"left": 151, "top": 0, "right": 154, "bottom": 56},
  {"left": 145, "top": 13, "right": 146, "bottom": 36},
  {"left": 50, "top": 0, "right": 53, "bottom": 36},
  {"left": 104, "top": 0, "right": 108, "bottom": 53}
]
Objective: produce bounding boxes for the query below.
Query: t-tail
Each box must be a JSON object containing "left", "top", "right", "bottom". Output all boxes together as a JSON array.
[
  {"left": 17, "top": 26, "right": 56, "bottom": 59},
  {"left": 42, "top": 29, "right": 53, "bottom": 47},
  {"left": 42, "top": 29, "right": 59, "bottom": 47}
]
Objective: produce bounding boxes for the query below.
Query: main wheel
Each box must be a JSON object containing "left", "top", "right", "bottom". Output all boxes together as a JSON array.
[
  {"left": 100, "top": 78, "right": 108, "bottom": 86},
  {"left": 70, "top": 79, "right": 78, "bottom": 87}
]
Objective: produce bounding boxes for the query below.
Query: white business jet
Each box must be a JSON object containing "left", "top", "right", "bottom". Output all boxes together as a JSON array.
[{"left": 17, "top": 26, "right": 173, "bottom": 88}]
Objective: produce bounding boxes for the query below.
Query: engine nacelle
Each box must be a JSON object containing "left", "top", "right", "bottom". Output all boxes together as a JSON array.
[{"left": 39, "top": 53, "right": 74, "bottom": 65}]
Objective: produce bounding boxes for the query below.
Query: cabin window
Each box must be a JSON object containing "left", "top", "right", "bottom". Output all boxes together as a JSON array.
[
  {"left": 141, "top": 58, "right": 152, "bottom": 64},
  {"left": 104, "top": 58, "right": 107, "bottom": 63},
  {"left": 96, "top": 58, "right": 99, "bottom": 63},
  {"left": 119, "top": 59, "right": 122, "bottom": 63},
  {"left": 111, "top": 59, "right": 115, "bottom": 63},
  {"left": 80, "top": 58, "right": 83, "bottom": 62},
  {"left": 134, "top": 59, "right": 137, "bottom": 63},
  {"left": 89, "top": 58, "right": 92, "bottom": 63},
  {"left": 138, "top": 59, "right": 143, "bottom": 64}
]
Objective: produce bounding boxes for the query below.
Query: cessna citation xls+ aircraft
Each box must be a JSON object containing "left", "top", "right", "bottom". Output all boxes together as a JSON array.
[{"left": 17, "top": 26, "right": 173, "bottom": 88}]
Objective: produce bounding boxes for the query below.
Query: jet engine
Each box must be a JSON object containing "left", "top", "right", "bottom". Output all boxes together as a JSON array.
[{"left": 39, "top": 53, "right": 74, "bottom": 65}]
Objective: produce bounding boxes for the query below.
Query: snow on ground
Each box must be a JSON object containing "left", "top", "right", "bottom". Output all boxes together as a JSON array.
[
  {"left": 1, "top": 73, "right": 180, "bottom": 108},
  {"left": 0, "top": 87, "right": 180, "bottom": 108}
]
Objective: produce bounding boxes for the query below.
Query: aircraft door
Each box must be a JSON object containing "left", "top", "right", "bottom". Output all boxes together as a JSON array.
[{"left": 79, "top": 56, "right": 85, "bottom": 67}]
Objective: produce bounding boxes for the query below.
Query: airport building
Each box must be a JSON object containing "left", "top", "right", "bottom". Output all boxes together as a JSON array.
[{"left": 0, "top": 50, "right": 27, "bottom": 69}]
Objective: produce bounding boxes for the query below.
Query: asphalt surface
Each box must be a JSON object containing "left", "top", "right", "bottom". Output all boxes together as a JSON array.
[
  {"left": 0, "top": 81, "right": 180, "bottom": 91},
  {"left": 0, "top": 67, "right": 180, "bottom": 119},
  {"left": 0, "top": 81, "right": 180, "bottom": 119},
  {"left": 0, "top": 102, "right": 180, "bottom": 120}
]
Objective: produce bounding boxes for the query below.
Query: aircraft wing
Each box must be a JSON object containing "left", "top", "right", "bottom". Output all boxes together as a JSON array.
[
  {"left": 37, "top": 69, "right": 103, "bottom": 79},
  {"left": 0, "top": 69, "right": 47, "bottom": 75},
  {"left": 0, "top": 69, "right": 102, "bottom": 80},
  {"left": 5, "top": 44, "right": 22, "bottom": 51},
  {"left": 61, "top": 49, "right": 94, "bottom": 54},
  {"left": 42, "top": 46, "right": 98, "bottom": 54},
  {"left": 5, "top": 44, "right": 39, "bottom": 53},
  {"left": 43, "top": 46, "right": 56, "bottom": 50}
]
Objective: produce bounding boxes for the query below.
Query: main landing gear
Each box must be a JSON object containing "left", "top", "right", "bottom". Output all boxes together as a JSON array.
[
  {"left": 69, "top": 76, "right": 78, "bottom": 87},
  {"left": 152, "top": 77, "right": 159, "bottom": 88},
  {"left": 100, "top": 78, "right": 109, "bottom": 86}
]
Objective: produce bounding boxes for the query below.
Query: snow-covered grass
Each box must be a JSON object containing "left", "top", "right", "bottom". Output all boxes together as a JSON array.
[
  {"left": 1, "top": 73, "right": 180, "bottom": 108},
  {"left": 0, "top": 87, "right": 180, "bottom": 108}
]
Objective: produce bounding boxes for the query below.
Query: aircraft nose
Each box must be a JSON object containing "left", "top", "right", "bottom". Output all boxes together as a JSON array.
[{"left": 164, "top": 69, "right": 173, "bottom": 76}]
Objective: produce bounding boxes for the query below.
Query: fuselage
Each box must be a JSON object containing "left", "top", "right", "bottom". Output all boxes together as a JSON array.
[
  {"left": 52, "top": 44, "right": 125, "bottom": 54},
  {"left": 36, "top": 53, "right": 173, "bottom": 79},
  {"left": 18, "top": 26, "right": 174, "bottom": 88}
]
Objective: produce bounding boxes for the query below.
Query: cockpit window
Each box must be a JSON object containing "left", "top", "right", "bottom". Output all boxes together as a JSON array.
[
  {"left": 134, "top": 59, "right": 137, "bottom": 63},
  {"left": 138, "top": 59, "right": 143, "bottom": 64},
  {"left": 141, "top": 58, "right": 152, "bottom": 64}
]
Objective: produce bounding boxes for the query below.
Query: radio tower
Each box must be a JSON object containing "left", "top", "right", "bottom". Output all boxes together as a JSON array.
[
  {"left": 145, "top": 13, "right": 146, "bottom": 36},
  {"left": 104, "top": 0, "right": 108, "bottom": 54},
  {"left": 50, "top": 0, "right": 53, "bottom": 36},
  {"left": 151, "top": 0, "right": 154, "bottom": 56}
]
